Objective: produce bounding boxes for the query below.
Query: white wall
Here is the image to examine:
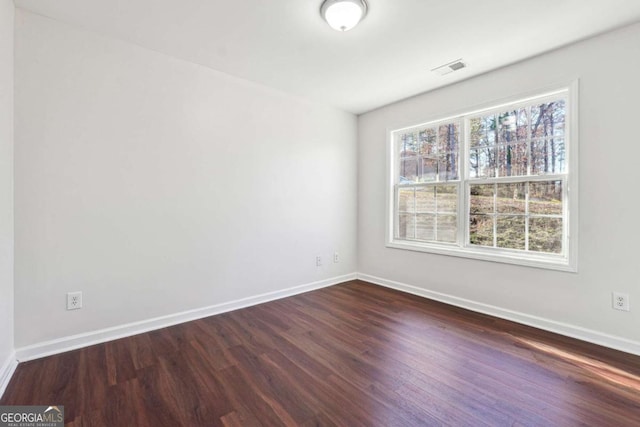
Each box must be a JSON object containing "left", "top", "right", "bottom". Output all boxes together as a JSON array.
[
  {"left": 358, "top": 23, "right": 640, "bottom": 352},
  {"left": 14, "top": 10, "right": 357, "bottom": 348},
  {"left": 0, "top": 0, "right": 15, "bottom": 386}
]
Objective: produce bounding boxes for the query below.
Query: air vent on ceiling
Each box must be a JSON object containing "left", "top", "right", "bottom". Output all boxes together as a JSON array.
[{"left": 432, "top": 59, "right": 467, "bottom": 76}]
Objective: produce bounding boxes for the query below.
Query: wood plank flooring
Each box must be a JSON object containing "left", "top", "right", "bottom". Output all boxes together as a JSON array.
[{"left": 2, "top": 280, "right": 640, "bottom": 426}]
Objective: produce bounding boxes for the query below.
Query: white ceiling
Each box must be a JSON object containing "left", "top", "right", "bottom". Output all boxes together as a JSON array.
[{"left": 14, "top": 0, "right": 640, "bottom": 114}]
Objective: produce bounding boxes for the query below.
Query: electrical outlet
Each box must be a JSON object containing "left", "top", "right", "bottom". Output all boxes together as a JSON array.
[
  {"left": 316, "top": 256, "right": 322, "bottom": 267},
  {"left": 612, "top": 292, "right": 630, "bottom": 311},
  {"left": 67, "top": 291, "right": 82, "bottom": 310},
  {"left": 334, "top": 252, "right": 339, "bottom": 263}
]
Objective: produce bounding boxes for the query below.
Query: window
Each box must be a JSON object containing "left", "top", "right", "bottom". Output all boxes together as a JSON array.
[{"left": 388, "top": 85, "right": 577, "bottom": 271}]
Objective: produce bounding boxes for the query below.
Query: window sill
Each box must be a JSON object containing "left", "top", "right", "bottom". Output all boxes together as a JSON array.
[{"left": 386, "top": 239, "right": 577, "bottom": 272}]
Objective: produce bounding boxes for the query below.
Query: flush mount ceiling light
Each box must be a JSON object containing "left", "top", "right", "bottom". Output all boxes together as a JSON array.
[{"left": 320, "top": 0, "right": 368, "bottom": 32}]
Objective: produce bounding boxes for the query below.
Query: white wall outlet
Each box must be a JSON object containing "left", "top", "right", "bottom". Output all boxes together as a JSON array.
[
  {"left": 67, "top": 291, "right": 82, "bottom": 310},
  {"left": 612, "top": 292, "right": 630, "bottom": 311},
  {"left": 316, "top": 256, "right": 322, "bottom": 267},
  {"left": 334, "top": 252, "right": 339, "bottom": 263}
]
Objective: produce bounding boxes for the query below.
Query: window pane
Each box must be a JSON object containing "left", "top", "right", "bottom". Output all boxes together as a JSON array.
[
  {"left": 398, "top": 214, "right": 415, "bottom": 239},
  {"left": 516, "top": 108, "right": 528, "bottom": 141},
  {"left": 553, "top": 139, "right": 566, "bottom": 172},
  {"left": 415, "top": 187, "right": 435, "bottom": 212},
  {"left": 497, "top": 183, "right": 526, "bottom": 214},
  {"left": 553, "top": 112, "right": 566, "bottom": 139},
  {"left": 416, "top": 214, "right": 435, "bottom": 241},
  {"left": 531, "top": 100, "right": 565, "bottom": 139},
  {"left": 398, "top": 187, "right": 415, "bottom": 212},
  {"left": 469, "top": 147, "right": 496, "bottom": 178},
  {"left": 531, "top": 139, "right": 565, "bottom": 174},
  {"left": 529, "top": 217, "right": 562, "bottom": 254},
  {"left": 437, "top": 215, "right": 457, "bottom": 243},
  {"left": 418, "top": 128, "right": 437, "bottom": 156},
  {"left": 399, "top": 131, "right": 419, "bottom": 154},
  {"left": 498, "top": 110, "right": 518, "bottom": 143},
  {"left": 419, "top": 157, "right": 438, "bottom": 182},
  {"left": 470, "top": 215, "right": 493, "bottom": 246},
  {"left": 438, "top": 152, "right": 459, "bottom": 181},
  {"left": 496, "top": 216, "right": 526, "bottom": 250},
  {"left": 530, "top": 181, "right": 563, "bottom": 215},
  {"left": 498, "top": 143, "right": 527, "bottom": 177},
  {"left": 469, "top": 115, "right": 496, "bottom": 147},
  {"left": 470, "top": 184, "right": 494, "bottom": 214},
  {"left": 400, "top": 155, "right": 418, "bottom": 182},
  {"left": 469, "top": 149, "right": 481, "bottom": 178},
  {"left": 437, "top": 185, "right": 458, "bottom": 213},
  {"left": 438, "top": 123, "right": 460, "bottom": 153}
]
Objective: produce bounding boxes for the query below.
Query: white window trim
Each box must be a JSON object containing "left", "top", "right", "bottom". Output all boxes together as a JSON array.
[{"left": 385, "top": 81, "right": 579, "bottom": 272}]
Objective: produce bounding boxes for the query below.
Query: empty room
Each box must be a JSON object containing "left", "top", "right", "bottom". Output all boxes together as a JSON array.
[{"left": 1, "top": 0, "right": 640, "bottom": 425}]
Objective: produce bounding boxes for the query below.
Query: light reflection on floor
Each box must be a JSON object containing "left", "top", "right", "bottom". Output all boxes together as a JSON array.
[{"left": 515, "top": 337, "right": 640, "bottom": 391}]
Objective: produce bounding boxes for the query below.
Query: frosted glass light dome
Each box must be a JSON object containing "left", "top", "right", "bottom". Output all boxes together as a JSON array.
[{"left": 321, "top": 0, "right": 368, "bottom": 32}]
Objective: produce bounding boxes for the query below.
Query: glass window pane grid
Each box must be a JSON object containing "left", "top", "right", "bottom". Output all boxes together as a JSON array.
[
  {"left": 468, "top": 98, "right": 566, "bottom": 179},
  {"left": 394, "top": 183, "right": 459, "bottom": 244},
  {"left": 467, "top": 180, "right": 564, "bottom": 254},
  {"left": 395, "top": 120, "right": 461, "bottom": 184},
  {"left": 391, "top": 89, "right": 570, "bottom": 265}
]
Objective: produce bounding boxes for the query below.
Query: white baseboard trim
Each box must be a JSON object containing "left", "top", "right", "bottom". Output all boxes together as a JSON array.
[
  {"left": 0, "top": 351, "right": 18, "bottom": 399},
  {"left": 357, "top": 273, "right": 640, "bottom": 357},
  {"left": 16, "top": 273, "right": 357, "bottom": 362}
]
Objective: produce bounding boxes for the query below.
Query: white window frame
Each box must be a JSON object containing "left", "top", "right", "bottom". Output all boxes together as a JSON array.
[{"left": 386, "top": 82, "right": 578, "bottom": 272}]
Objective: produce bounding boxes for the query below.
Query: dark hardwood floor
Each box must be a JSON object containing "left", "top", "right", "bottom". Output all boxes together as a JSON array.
[{"left": 2, "top": 280, "right": 640, "bottom": 426}]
